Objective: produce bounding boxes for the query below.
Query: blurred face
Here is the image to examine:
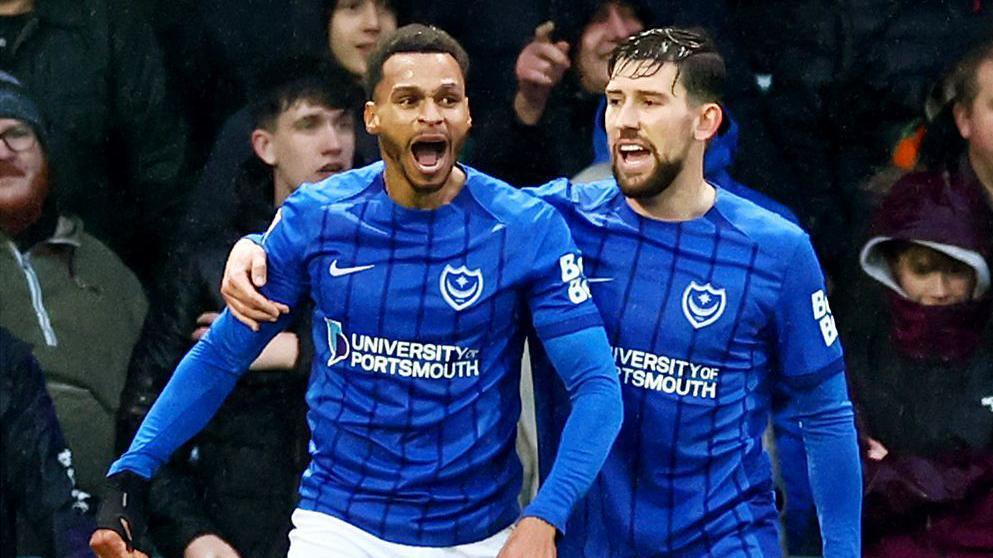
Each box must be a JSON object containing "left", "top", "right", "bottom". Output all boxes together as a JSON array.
[
  {"left": 0, "top": 118, "right": 48, "bottom": 235},
  {"left": 253, "top": 100, "right": 355, "bottom": 195},
  {"left": 328, "top": 0, "right": 398, "bottom": 77},
  {"left": 891, "top": 244, "right": 976, "bottom": 306},
  {"left": 605, "top": 61, "right": 697, "bottom": 198},
  {"left": 956, "top": 59, "right": 993, "bottom": 179},
  {"left": 365, "top": 52, "right": 471, "bottom": 193},
  {"left": 576, "top": 1, "right": 643, "bottom": 93}
]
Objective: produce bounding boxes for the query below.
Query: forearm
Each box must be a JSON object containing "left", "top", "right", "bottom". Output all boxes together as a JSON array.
[
  {"left": 110, "top": 310, "right": 291, "bottom": 479},
  {"left": 793, "top": 372, "right": 862, "bottom": 558},
  {"left": 523, "top": 326, "right": 622, "bottom": 532}
]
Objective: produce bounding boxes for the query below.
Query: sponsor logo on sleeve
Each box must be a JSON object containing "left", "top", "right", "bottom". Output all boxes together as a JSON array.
[
  {"left": 559, "top": 253, "right": 592, "bottom": 304},
  {"left": 811, "top": 289, "right": 838, "bottom": 346}
]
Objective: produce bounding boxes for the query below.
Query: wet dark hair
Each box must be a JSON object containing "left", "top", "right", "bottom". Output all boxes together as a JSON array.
[
  {"left": 608, "top": 27, "right": 725, "bottom": 105},
  {"left": 363, "top": 24, "right": 469, "bottom": 99},
  {"left": 248, "top": 55, "right": 362, "bottom": 131}
]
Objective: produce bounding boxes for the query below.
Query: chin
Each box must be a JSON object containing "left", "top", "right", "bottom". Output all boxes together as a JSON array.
[
  {"left": 403, "top": 162, "right": 453, "bottom": 194},
  {"left": 613, "top": 156, "right": 682, "bottom": 200}
]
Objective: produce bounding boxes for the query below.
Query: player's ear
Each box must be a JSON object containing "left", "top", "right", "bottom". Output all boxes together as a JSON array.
[
  {"left": 465, "top": 96, "right": 472, "bottom": 130},
  {"left": 693, "top": 102, "right": 723, "bottom": 142},
  {"left": 251, "top": 128, "right": 277, "bottom": 166},
  {"left": 364, "top": 101, "right": 380, "bottom": 135}
]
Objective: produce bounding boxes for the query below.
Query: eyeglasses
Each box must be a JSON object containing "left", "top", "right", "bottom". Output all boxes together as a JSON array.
[{"left": 0, "top": 124, "right": 37, "bottom": 152}]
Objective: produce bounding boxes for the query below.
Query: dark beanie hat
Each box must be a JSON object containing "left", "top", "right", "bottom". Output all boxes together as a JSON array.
[{"left": 0, "top": 70, "right": 46, "bottom": 145}]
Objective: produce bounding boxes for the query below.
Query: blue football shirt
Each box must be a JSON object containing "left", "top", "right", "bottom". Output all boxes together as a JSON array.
[
  {"left": 111, "top": 162, "right": 608, "bottom": 547},
  {"left": 529, "top": 179, "right": 845, "bottom": 557}
]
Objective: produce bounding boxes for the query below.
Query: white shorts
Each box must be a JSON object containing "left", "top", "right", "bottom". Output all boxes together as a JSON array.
[{"left": 287, "top": 509, "right": 513, "bottom": 558}]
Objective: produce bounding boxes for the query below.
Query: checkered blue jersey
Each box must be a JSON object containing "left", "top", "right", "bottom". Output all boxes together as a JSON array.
[
  {"left": 529, "top": 178, "right": 846, "bottom": 557},
  {"left": 111, "top": 162, "right": 614, "bottom": 547}
]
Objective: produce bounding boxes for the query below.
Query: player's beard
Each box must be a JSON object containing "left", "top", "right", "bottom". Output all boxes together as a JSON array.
[
  {"left": 0, "top": 161, "right": 49, "bottom": 236},
  {"left": 613, "top": 145, "right": 684, "bottom": 200}
]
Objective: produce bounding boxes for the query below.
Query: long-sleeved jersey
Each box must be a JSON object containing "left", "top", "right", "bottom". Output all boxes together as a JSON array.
[
  {"left": 110, "top": 162, "right": 622, "bottom": 547},
  {"left": 530, "top": 179, "right": 860, "bottom": 557}
]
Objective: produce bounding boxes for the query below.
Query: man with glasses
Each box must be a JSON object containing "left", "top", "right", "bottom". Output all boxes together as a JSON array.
[{"left": 0, "top": 71, "right": 147, "bottom": 514}]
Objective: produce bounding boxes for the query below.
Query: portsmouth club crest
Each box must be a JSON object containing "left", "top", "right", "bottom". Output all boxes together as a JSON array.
[
  {"left": 440, "top": 264, "right": 484, "bottom": 311},
  {"left": 681, "top": 281, "right": 727, "bottom": 329},
  {"left": 325, "top": 318, "right": 350, "bottom": 366}
]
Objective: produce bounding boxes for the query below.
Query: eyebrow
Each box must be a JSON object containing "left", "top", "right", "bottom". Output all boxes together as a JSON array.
[
  {"left": 604, "top": 88, "right": 668, "bottom": 98},
  {"left": 390, "top": 85, "right": 422, "bottom": 96}
]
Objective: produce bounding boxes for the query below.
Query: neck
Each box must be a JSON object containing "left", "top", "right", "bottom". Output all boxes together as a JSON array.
[
  {"left": 383, "top": 160, "right": 466, "bottom": 210},
  {"left": 273, "top": 174, "right": 293, "bottom": 206},
  {"left": 0, "top": 0, "right": 33, "bottom": 16},
  {"left": 625, "top": 152, "right": 715, "bottom": 221},
  {"left": 968, "top": 148, "right": 993, "bottom": 206}
]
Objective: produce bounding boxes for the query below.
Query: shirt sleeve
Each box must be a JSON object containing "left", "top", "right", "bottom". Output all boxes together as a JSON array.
[
  {"left": 524, "top": 204, "right": 604, "bottom": 341},
  {"left": 522, "top": 326, "right": 622, "bottom": 533},
  {"left": 793, "top": 372, "right": 862, "bottom": 558},
  {"left": 773, "top": 234, "right": 845, "bottom": 386},
  {"left": 108, "top": 192, "right": 315, "bottom": 478}
]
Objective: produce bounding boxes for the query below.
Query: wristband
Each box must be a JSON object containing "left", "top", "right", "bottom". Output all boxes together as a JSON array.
[{"left": 95, "top": 471, "right": 149, "bottom": 551}]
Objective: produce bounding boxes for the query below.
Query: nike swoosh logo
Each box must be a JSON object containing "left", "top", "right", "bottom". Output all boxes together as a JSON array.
[
  {"left": 329, "top": 260, "right": 375, "bottom": 277},
  {"left": 587, "top": 277, "right": 614, "bottom": 283}
]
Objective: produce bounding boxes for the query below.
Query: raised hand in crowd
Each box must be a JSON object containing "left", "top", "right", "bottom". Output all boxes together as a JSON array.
[{"left": 513, "top": 21, "right": 571, "bottom": 125}]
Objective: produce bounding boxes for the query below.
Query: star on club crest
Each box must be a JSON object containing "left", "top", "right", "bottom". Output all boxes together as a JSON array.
[
  {"left": 681, "top": 281, "right": 727, "bottom": 329},
  {"left": 440, "top": 264, "right": 484, "bottom": 311}
]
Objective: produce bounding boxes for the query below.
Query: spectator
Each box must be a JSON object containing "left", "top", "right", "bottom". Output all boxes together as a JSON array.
[
  {"left": 0, "top": 72, "right": 147, "bottom": 499},
  {"left": 845, "top": 166, "right": 993, "bottom": 557},
  {"left": 951, "top": 37, "right": 993, "bottom": 210},
  {"left": 119, "top": 57, "right": 360, "bottom": 558},
  {"left": 0, "top": 0, "right": 191, "bottom": 282},
  {"left": 471, "top": 0, "right": 646, "bottom": 187},
  {"left": 471, "top": 0, "right": 781, "bottom": 194},
  {"left": 186, "top": 0, "right": 401, "bottom": 238},
  {"left": 732, "top": 0, "right": 992, "bottom": 285},
  {"left": 1, "top": 327, "right": 95, "bottom": 558},
  {"left": 769, "top": 37, "right": 993, "bottom": 555}
]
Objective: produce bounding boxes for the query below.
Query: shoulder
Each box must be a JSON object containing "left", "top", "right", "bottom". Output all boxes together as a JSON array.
[
  {"left": 525, "top": 177, "right": 620, "bottom": 217},
  {"left": 463, "top": 165, "right": 564, "bottom": 226},
  {"left": 282, "top": 161, "right": 383, "bottom": 216},
  {"left": 713, "top": 188, "right": 810, "bottom": 257}
]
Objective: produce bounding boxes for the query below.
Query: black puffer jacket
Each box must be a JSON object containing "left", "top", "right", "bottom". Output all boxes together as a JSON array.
[
  {"left": 0, "top": 0, "right": 190, "bottom": 280},
  {"left": 0, "top": 328, "right": 94, "bottom": 558},
  {"left": 118, "top": 159, "right": 312, "bottom": 558}
]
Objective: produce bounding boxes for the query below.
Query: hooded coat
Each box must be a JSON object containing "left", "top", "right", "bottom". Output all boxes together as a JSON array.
[{"left": 843, "top": 168, "right": 993, "bottom": 558}]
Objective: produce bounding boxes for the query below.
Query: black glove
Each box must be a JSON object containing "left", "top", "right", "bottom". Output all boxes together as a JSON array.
[{"left": 95, "top": 471, "right": 149, "bottom": 551}]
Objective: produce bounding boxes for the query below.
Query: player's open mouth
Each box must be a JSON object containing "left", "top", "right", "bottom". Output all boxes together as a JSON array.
[
  {"left": 616, "top": 143, "right": 654, "bottom": 174},
  {"left": 410, "top": 137, "right": 449, "bottom": 174}
]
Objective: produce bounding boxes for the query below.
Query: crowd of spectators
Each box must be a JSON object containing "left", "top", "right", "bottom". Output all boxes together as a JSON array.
[{"left": 1, "top": 0, "right": 991, "bottom": 556}]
